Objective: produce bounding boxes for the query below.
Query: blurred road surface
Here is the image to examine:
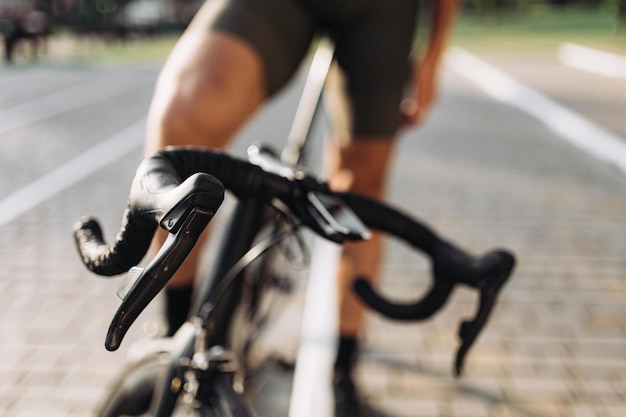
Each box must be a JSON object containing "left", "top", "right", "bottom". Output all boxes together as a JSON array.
[{"left": 0, "top": 45, "right": 624, "bottom": 417}]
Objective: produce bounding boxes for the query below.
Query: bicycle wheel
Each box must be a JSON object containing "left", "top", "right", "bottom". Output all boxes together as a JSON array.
[
  {"left": 95, "top": 350, "right": 254, "bottom": 417},
  {"left": 229, "top": 208, "right": 307, "bottom": 377},
  {"left": 95, "top": 351, "right": 210, "bottom": 417},
  {"left": 95, "top": 352, "right": 166, "bottom": 417}
]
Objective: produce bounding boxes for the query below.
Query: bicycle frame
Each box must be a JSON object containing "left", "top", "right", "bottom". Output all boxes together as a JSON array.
[
  {"left": 148, "top": 37, "right": 337, "bottom": 416},
  {"left": 195, "top": 36, "right": 334, "bottom": 338}
]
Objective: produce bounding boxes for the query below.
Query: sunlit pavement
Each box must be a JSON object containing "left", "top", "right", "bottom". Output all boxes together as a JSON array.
[{"left": 0, "top": 46, "right": 625, "bottom": 417}]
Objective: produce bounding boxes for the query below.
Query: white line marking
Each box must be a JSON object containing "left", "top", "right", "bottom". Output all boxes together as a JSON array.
[
  {"left": 289, "top": 237, "right": 339, "bottom": 417},
  {"left": 0, "top": 73, "right": 151, "bottom": 134},
  {"left": 446, "top": 47, "right": 626, "bottom": 175},
  {"left": 559, "top": 43, "right": 626, "bottom": 79},
  {"left": 0, "top": 118, "right": 145, "bottom": 226}
]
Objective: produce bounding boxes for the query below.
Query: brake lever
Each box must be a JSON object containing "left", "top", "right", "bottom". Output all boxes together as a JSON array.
[
  {"left": 105, "top": 206, "right": 215, "bottom": 351},
  {"left": 305, "top": 191, "right": 371, "bottom": 243},
  {"left": 453, "top": 250, "right": 515, "bottom": 376}
]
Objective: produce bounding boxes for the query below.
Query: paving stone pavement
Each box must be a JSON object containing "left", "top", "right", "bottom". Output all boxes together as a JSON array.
[
  {"left": 355, "top": 69, "right": 626, "bottom": 417},
  {"left": 0, "top": 56, "right": 625, "bottom": 417}
]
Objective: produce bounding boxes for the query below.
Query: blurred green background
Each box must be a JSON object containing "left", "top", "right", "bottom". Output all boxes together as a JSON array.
[
  {"left": 453, "top": 0, "right": 625, "bottom": 52},
  {"left": 1, "top": 0, "right": 624, "bottom": 65}
]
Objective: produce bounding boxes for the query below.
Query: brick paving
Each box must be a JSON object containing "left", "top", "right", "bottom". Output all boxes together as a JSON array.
[
  {"left": 355, "top": 70, "right": 626, "bottom": 417},
  {"left": 0, "top": 57, "right": 625, "bottom": 417}
]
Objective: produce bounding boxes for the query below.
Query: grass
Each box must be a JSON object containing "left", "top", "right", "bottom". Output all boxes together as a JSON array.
[{"left": 450, "top": 6, "right": 626, "bottom": 54}]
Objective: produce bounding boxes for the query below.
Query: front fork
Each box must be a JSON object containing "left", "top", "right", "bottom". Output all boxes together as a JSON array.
[{"left": 151, "top": 321, "right": 242, "bottom": 417}]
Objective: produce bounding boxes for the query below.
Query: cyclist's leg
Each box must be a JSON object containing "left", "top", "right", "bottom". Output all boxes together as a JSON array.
[
  {"left": 142, "top": 4, "right": 267, "bottom": 335},
  {"left": 325, "top": 1, "right": 418, "bottom": 415},
  {"left": 325, "top": 72, "right": 403, "bottom": 417},
  {"left": 329, "top": 139, "right": 396, "bottom": 338},
  {"left": 328, "top": 0, "right": 416, "bottom": 348},
  {"left": 144, "top": 0, "right": 316, "bottom": 335},
  {"left": 328, "top": 132, "right": 398, "bottom": 417}
]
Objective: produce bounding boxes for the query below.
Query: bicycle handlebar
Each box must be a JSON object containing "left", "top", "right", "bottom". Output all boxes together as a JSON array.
[
  {"left": 74, "top": 147, "right": 515, "bottom": 375},
  {"left": 73, "top": 147, "right": 350, "bottom": 350},
  {"left": 74, "top": 149, "right": 300, "bottom": 274},
  {"left": 340, "top": 193, "right": 515, "bottom": 375},
  {"left": 74, "top": 165, "right": 222, "bottom": 276}
]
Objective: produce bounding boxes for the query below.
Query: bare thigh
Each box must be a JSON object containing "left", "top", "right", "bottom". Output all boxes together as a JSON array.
[
  {"left": 146, "top": 1, "right": 268, "bottom": 287},
  {"left": 145, "top": 1, "right": 268, "bottom": 154}
]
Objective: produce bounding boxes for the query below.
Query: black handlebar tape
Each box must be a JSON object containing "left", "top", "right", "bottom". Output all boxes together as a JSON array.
[
  {"left": 74, "top": 211, "right": 156, "bottom": 276},
  {"left": 354, "top": 277, "right": 454, "bottom": 321},
  {"left": 338, "top": 193, "right": 456, "bottom": 320},
  {"left": 74, "top": 147, "right": 294, "bottom": 276},
  {"left": 73, "top": 152, "right": 225, "bottom": 276},
  {"left": 157, "top": 147, "right": 349, "bottom": 241},
  {"left": 157, "top": 147, "right": 293, "bottom": 200},
  {"left": 338, "top": 192, "right": 438, "bottom": 254}
]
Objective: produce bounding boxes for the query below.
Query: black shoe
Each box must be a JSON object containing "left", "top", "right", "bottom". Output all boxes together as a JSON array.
[{"left": 333, "top": 370, "right": 373, "bottom": 417}]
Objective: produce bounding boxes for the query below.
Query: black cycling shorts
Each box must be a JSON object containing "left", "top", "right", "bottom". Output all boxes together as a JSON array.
[{"left": 210, "top": 0, "right": 418, "bottom": 137}]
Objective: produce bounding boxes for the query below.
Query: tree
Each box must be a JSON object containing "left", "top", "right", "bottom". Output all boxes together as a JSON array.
[
  {"left": 618, "top": 0, "right": 626, "bottom": 27},
  {"left": 604, "top": 0, "right": 626, "bottom": 29}
]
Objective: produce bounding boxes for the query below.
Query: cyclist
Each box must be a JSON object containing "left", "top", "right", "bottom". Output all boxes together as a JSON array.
[{"left": 144, "top": 0, "right": 458, "bottom": 415}]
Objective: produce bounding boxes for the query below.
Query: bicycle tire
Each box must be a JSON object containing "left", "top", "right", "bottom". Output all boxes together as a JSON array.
[
  {"left": 94, "top": 351, "right": 211, "bottom": 417},
  {"left": 94, "top": 352, "right": 166, "bottom": 417},
  {"left": 95, "top": 349, "right": 255, "bottom": 417}
]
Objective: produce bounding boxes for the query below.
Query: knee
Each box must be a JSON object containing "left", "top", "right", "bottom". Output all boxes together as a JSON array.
[
  {"left": 146, "top": 31, "right": 266, "bottom": 150},
  {"left": 149, "top": 74, "right": 237, "bottom": 148}
]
